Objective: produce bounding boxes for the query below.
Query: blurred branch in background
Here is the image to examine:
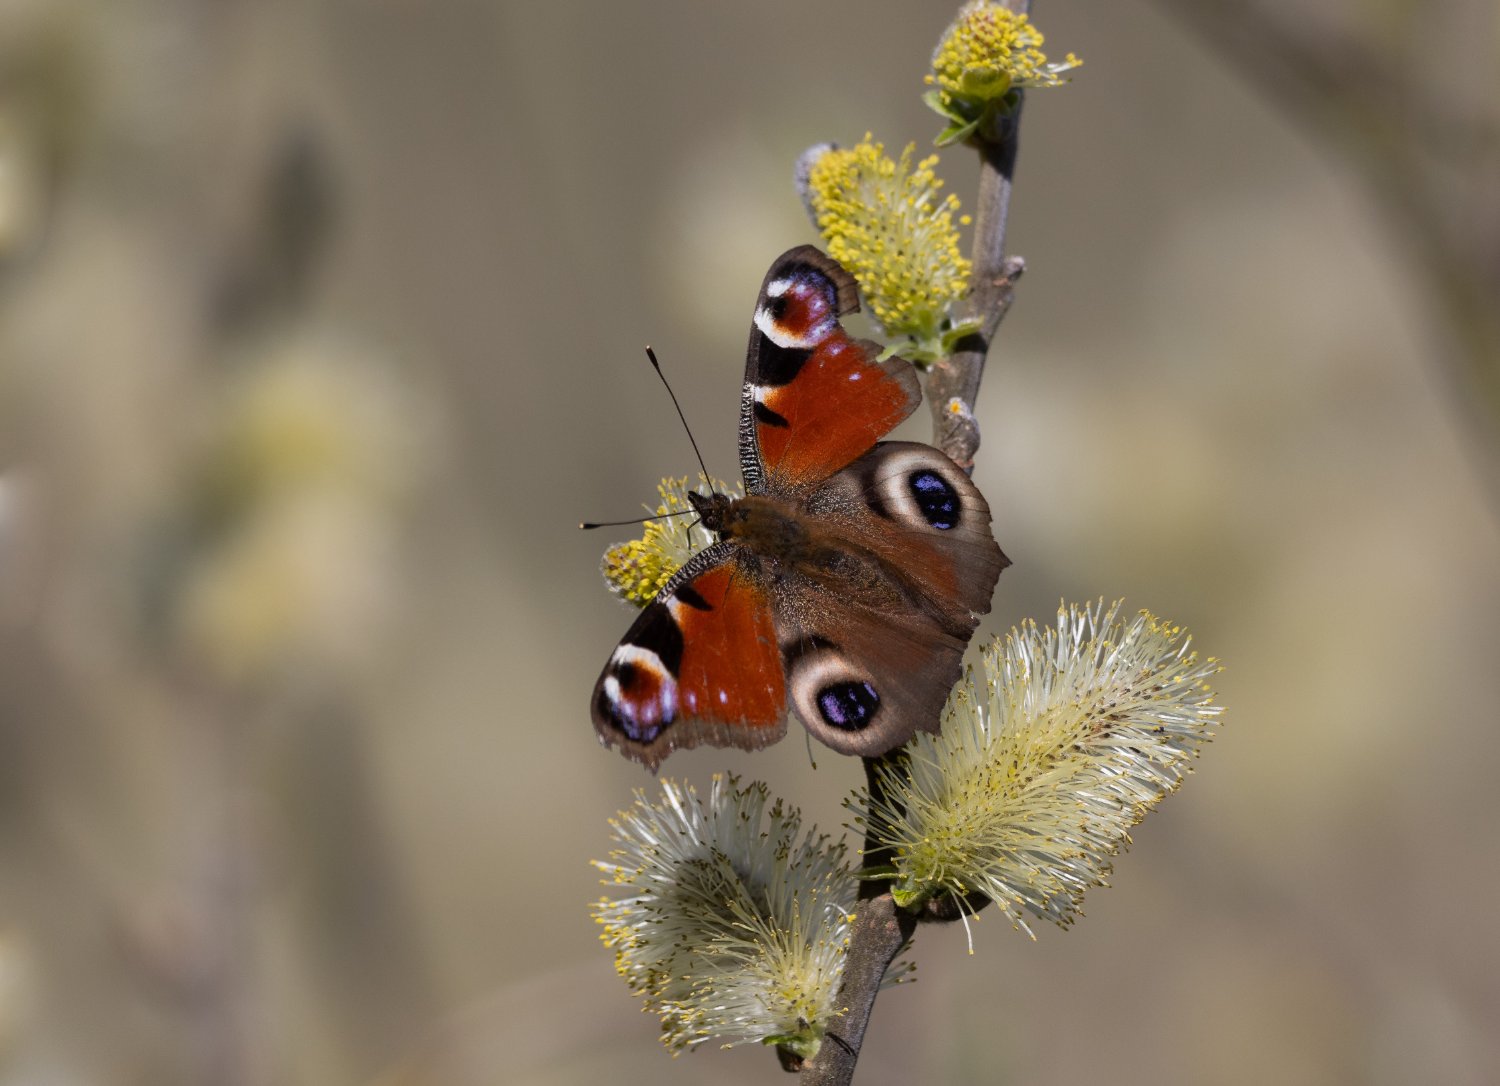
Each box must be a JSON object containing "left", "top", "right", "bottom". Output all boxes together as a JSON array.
[
  {"left": 1154, "top": 0, "right": 1500, "bottom": 505},
  {"left": 139, "top": 131, "right": 440, "bottom": 1084},
  {"left": 0, "top": 7, "right": 89, "bottom": 279},
  {"left": 0, "top": 4, "right": 440, "bottom": 1079}
]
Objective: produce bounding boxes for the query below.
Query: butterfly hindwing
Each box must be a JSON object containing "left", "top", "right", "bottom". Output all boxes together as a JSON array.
[
  {"left": 770, "top": 441, "right": 1009, "bottom": 756},
  {"left": 739, "top": 246, "right": 921, "bottom": 495},
  {"left": 592, "top": 543, "right": 786, "bottom": 770},
  {"left": 825, "top": 441, "right": 1010, "bottom": 619}
]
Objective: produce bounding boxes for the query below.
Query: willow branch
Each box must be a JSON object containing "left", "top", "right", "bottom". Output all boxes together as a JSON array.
[
  {"left": 794, "top": 756, "right": 916, "bottom": 1085},
  {"left": 176, "top": 680, "right": 265, "bottom": 1086},
  {"left": 927, "top": 0, "right": 1033, "bottom": 471}
]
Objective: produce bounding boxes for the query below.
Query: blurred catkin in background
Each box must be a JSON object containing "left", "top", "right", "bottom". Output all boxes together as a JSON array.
[{"left": 0, "top": 1, "right": 1497, "bottom": 1084}]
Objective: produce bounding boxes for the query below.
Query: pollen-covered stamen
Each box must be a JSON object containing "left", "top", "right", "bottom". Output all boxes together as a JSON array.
[
  {"left": 592, "top": 775, "right": 873, "bottom": 1056},
  {"left": 853, "top": 600, "right": 1223, "bottom": 935},
  {"left": 804, "top": 138, "right": 971, "bottom": 361},
  {"left": 927, "top": 1, "right": 1082, "bottom": 102}
]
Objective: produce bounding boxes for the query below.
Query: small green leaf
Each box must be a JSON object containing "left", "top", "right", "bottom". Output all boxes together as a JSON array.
[
  {"left": 890, "top": 883, "right": 934, "bottom": 911},
  {"left": 940, "top": 318, "right": 985, "bottom": 354},
  {"left": 921, "top": 88, "right": 965, "bottom": 124},
  {"left": 956, "top": 65, "right": 1012, "bottom": 100},
  {"left": 766, "top": 1032, "right": 823, "bottom": 1060},
  {"left": 934, "top": 116, "right": 982, "bottom": 148}
]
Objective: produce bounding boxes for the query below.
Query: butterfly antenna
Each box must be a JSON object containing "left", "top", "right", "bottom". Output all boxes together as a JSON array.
[
  {"left": 645, "top": 346, "right": 715, "bottom": 495},
  {"left": 579, "top": 508, "right": 696, "bottom": 531}
]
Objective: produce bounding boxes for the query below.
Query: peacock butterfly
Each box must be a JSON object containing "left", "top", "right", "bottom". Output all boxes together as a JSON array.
[{"left": 593, "top": 246, "right": 1008, "bottom": 770}]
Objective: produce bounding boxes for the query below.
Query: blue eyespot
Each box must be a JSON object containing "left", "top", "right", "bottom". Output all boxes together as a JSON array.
[
  {"left": 908, "top": 470, "right": 959, "bottom": 530},
  {"left": 817, "top": 681, "right": 880, "bottom": 730}
]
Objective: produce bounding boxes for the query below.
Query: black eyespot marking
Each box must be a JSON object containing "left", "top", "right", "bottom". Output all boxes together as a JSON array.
[
  {"left": 908, "top": 470, "right": 959, "bottom": 530},
  {"left": 817, "top": 681, "right": 880, "bottom": 730},
  {"left": 674, "top": 584, "right": 713, "bottom": 611},
  {"left": 614, "top": 661, "right": 639, "bottom": 688}
]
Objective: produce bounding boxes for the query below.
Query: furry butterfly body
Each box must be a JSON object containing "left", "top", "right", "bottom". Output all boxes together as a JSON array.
[{"left": 593, "top": 246, "right": 1007, "bottom": 769}]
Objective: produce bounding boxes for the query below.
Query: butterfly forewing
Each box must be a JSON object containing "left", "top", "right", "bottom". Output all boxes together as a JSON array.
[{"left": 739, "top": 246, "right": 920, "bottom": 496}]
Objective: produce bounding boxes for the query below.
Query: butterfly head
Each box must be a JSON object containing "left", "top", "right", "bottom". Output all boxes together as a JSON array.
[{"left": 685, "top": 489, "right": 734, "bottom": 535}]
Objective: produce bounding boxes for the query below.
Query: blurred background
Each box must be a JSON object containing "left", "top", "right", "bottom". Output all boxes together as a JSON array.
[{"left": 1, "top": 1, "right": 1497, "bottom": 1083}]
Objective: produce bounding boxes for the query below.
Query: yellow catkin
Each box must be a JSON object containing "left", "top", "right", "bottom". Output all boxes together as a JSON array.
[
  {"left": 926, "top": 1, "right": 1082, "bottom": 102},
  {"left": 806, "top": 138, "right": 970, "bottom": 353}
]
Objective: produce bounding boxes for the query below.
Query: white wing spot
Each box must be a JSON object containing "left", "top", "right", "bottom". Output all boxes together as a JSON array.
[
  {"left": 610, "top": 644, "right": 670, "bottom": 677},
  {"left": 755, "top": 305, "right": 831, "bottom": 350}
]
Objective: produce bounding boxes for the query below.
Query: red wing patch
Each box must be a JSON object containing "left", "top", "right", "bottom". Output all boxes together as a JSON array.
[
  {"left": 753, "top": 333, "right": 919, "bottom": 492},
  {"left": 671, "top": 565, "right": 784, "bottom": 727},
  {"left": 739, "top": 247, "right": 920, "bottom": 495},
  {"left": 592, "top": 548, "right": 786, "bottom": 771}
]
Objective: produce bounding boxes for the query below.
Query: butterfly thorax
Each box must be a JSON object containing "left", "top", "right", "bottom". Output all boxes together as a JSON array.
[
  {"left": 687, "top": 488, "right": 877, "bottom": 594},
  {"left": 687, "top": 489, "right": 807, "bottom": 553}
]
